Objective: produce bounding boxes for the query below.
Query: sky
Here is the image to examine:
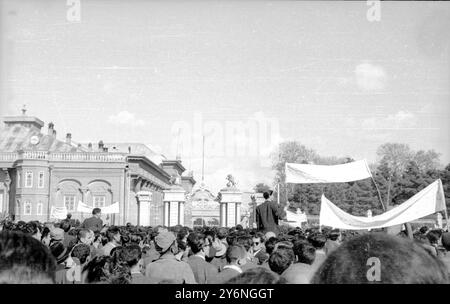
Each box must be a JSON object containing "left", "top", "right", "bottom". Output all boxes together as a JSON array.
[{"left": 0, "top": 0, "right": 449, "bottom": 193}]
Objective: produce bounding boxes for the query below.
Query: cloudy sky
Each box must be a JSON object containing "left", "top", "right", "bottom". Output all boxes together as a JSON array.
[{"left": 0, "top": 1, "right": 449, "bottom": 193}]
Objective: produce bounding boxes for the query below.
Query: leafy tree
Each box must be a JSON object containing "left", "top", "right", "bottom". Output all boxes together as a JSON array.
[
  {"left": 376, "top": 143, "right": 413, "bottom": 177},
  {"left": 253, "top": 183, "right": 271, "bottom": 194},
  {"left": 413, "top": 150, "right": 441, "bottom": 173},
  {"left": 439, "top": 163, "right": 450, "bottom": 215}
]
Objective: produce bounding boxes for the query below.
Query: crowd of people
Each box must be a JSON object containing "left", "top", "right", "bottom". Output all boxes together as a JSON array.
[{"left": 1, "top": 206, "right": 450, "bottom": 284}]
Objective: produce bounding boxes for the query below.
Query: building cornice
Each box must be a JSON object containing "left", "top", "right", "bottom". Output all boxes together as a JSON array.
[{"left": 127, "top": 155, "right": 171, "bottom": 181}]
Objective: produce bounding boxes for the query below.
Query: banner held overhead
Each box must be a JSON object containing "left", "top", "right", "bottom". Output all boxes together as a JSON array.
[
  {"left": 319, "top": 179, "right": 446, "bottom": 230},
  {"left": 285, "top": 160, "right": 372, "bottom": 184}
]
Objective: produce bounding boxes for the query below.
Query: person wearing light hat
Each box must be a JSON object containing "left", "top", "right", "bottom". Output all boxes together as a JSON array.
[
  {"left": 210, "top": 244, "right": 247, "bottom": 284},
  {"left": 210, "top": 237, "right": 227, "bottom": 272},
  {"left": 50, "top": 228, "right": 65, "bottom": 246},
  {"left": 144, "top": 231, "right": 196, "bottom": 284}
]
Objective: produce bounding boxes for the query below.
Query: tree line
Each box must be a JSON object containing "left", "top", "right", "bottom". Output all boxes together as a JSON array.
[{"left": 254, "top": 142, "right": 449, "bottom": 217}]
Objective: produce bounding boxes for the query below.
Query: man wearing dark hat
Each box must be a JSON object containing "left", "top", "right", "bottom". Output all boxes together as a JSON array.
[
  {"left": 144, "top": 231, "right": 196, "bottom": 284},
  {"left": 255, "top": 190, "right": 287, "bottom": 234},
  {"left": 50, "top": 241, "right": 70, "bottom": 284}
]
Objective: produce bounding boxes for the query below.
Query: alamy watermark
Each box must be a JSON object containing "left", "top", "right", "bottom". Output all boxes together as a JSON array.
[
  {"left": 366, "top": 257, "right": 381, "bottom": 282},
  {"left": 367, "top": 1, "right": 381, "bottom": 22},
  {"left": 67, "top": 0, "right": 81, "bottom": 22},
  {"left": 170, "top": 112, "right": 280, "bottom": 166}
]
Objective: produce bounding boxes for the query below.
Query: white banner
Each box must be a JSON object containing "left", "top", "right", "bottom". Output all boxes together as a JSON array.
[
  {"left": 102, "top": 202, "right": 120, "bottom": 214},
  {"left": 50, "top": 206, "right": 68, "bottom": 220},
  {"left": 77, "top": 201, "right": 120, "bottom": 214},
  {"left": 77, "top": 201, "right": 93, "bottom": 213},
  {"left": 285, "top": 160, "right": 372, "bottom": 184},
  {"left": 319, "top": 179, "right": 446, "bottom": 230}
]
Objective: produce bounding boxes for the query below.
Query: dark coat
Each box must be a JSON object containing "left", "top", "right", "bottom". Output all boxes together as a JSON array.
[
  {"left": 209, "top": 267, "right": 241, "bottom": 284},
  {"left": 255, "top": 200, "right": 286, "bottom": 234},
  {"left": 80, "top": 216, "right": 103, "bottom": 232},
  {"left": 187, "top": 255, "right": 219, "bottom": 284}
]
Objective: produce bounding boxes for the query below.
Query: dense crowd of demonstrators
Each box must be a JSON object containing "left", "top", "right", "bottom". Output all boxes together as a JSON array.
[{"left": 0, "top": 208, "right": 450, "bottom": 284}]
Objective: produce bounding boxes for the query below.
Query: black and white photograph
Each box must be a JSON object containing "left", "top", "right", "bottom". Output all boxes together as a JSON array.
[{"left": 0, "top": 0, "right": 449, "bottom": 292}]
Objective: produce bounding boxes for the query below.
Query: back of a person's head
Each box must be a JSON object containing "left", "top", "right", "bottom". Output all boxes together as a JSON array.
[
  {"left": 426, "top": 229, "right": 442, "bottom": 245},
  {"left": 442, "top": 232, "right": 450, "bottom": 251},
  {"left": 78, "top": 228, "right": 91, "bottom": 240},
  {"left": 419, "top": 226, "right": 429, "bottom": 234},
  {"left": 308, "top": 233, "right": 327, "bottom": 249},
  {"left": 107, "top": 226, "right": 120, "bottom": 241},
  {"left": 328, "top": 229, "right": 340, "bottom": 241},
  {"left": 92, "top": 208, "right": 101, "bottom": 215},
  {"left": 226, "top": 233, "right": 238, "bottom": 247},
  {"left": 263, "top": 192, "right": 270, "bottom": 200},
  {"left": 187, "top": 232, "right": 205, "bottom": 254},
  {"left": 23, "top": 221, "right": 41, "bottom": 236},
  {"left": 60, "top": 220, "right": 71, "bottom": 233},
  {"left": 83, "top": 255, "right": 131, "bottom": 284},
  {"left": 268, "top": 247, "right": 295, "bottom": 275},
  {"left": 225, "top": 267, "right": 287, "bottom": 284},
  {"left": 217, "top": 228, "right": 228, "bottom": 240},
  {"left": 237, "top": 235, "right": 253, "bottom": 252},
  {"left": 122, "top": 244, "right": 142, "bottom": 268},
  {"left": 265, "top": 237, "right": 279, "bottom": 255},
  {"left": 71, "top": 244, "right": 91, "bottom": 265},
  {"left": 293, "top": 240, "right": 316, "bottom": 265},
  {"left": 225, "top": 245, "right": 246, "bottom": 264},
  {"left": 0, "top": 230, "right": 56, "bottom": 283},
  {"left": 312, "top": 233, "right": 449, "bottom": 284}
]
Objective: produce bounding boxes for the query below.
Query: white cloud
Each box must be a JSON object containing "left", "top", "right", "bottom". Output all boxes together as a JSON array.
[
  {"left": 108, "top": 111, "right": 145, "bottom": 127},
  {"left": 362, "top": 111, "right": 416, "bottom": 130},
  {"left": 354, "top": 63, "right": 387, "bottom": 91}
]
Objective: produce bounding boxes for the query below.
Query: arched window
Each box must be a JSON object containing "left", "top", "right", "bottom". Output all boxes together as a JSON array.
[
  {"left": 37, "top": 202, "right": 43, "bottom": 215},
  {"left": 15, "top": 200, "right": 20, "bottom": 216},
  {"left": 24, "top": 200, "right": 32, "bottom": 215},
  {"left": 193, "top": 218, "right": 205, "bottom": 227},
  {"left": 64, "top": 195, "right": 76, "bottom": 211},
  {"left": 208, "top": 218, "right": 220, "bottom": 227}
]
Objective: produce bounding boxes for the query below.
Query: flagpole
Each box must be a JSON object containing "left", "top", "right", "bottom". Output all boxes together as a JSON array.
[
  {"left": 363, "top": 160, "right": 386, "bottom": 212},
  {"left": 444, "top": 208, "right": 449, "bottom": 232},
  {"left": 202, "top": 135, "right": 205, "bottom": 182},
  {"left": 371, "top": 175, "right": 386, "bottom": 212}
]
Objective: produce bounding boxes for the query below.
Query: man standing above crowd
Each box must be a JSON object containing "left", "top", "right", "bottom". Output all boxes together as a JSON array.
[
  {"left": 81, "top": 208, "right": 103, "bottom": 233},
  {"left": 256, "top": 191, "right": 287, "bottom": 234}
]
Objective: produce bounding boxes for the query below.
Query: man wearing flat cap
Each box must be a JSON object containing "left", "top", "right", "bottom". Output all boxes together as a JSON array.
[
  {"left": 145, "top": 231, "right": 196, "bottom": 284},
  {"left": 255, "top": 190, "right": 287, "bottom": 235}
]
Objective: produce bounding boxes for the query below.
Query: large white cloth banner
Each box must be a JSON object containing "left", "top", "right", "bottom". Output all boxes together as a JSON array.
[
  {"left": 319, "top": 179, "right": 446, "bottom": 230},
  {"left": 285, "top": 160, "right": 372, "bottom": 184},
  {"left": 77, "top": 201, "right": 120, "bottom": 214},
  {"left": 50, "top": 206, "right": 68, "bottom": 220},
  {"left": 77, "top": 201, "right": 93, "bottom": 213}
]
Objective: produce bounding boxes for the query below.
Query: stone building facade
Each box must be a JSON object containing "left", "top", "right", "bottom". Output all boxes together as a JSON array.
[{"left": 0, "top": 112, "right": 196, "bottom": 226}]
